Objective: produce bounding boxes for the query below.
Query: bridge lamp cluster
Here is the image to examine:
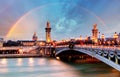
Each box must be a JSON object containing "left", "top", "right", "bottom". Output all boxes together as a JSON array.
[
  {"left": 19, "top": 49, "right": 23, "bottom": 54},
  {"left": 2, "top": 47, "right": 6, "bottom": 50},
  {"left": 39, "top": 42, "right": 44, "bottom": 46},
  {"left": 56, "top": 57, "right": 60, "bottom": 60}
]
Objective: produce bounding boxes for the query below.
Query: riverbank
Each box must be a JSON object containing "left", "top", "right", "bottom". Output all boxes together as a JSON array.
[{"left": 0, "top": 54, "right": 42, "bottom": 58}]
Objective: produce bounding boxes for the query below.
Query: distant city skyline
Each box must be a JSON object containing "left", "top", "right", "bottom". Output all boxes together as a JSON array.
[{"left": 0, "top": 0, "right": 120, "bottom": 40}]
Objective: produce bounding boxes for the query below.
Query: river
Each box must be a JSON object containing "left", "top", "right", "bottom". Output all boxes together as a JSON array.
[{"left": 0, "top": 58, "right": 119, "bottom": 77}]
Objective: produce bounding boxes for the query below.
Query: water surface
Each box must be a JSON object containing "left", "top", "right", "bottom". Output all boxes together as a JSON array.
[{"left": 0, "top": 58, "right": 119, "bottom": 77}]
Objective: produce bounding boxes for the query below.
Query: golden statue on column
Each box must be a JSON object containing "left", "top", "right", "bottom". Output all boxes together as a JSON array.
[{"left": 92, "top": 24, "right": 98, "bottom": 43}]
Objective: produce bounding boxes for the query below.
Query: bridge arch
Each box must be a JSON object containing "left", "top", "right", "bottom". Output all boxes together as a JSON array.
[
  {"left": 55, "top": 48, "right": 99, "bottom": 63},
  {"left": 55, "top": 48, "right": 120, "bottom": 71},
  {"left": 56, "top": 48, "right": 93, "bottom": 57}
]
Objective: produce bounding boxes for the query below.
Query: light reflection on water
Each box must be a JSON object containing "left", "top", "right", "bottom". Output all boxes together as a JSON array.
[
  {"left": 0, "top": 58, "right": 119, "bottom": 77},
  {"left": 0, "top": 58, "right": 8, "bottom": 73},
  {"left": 16, "top": 58, "right": 23, "bottom": 66},
  {"left": 0, "top": 58, "right": 8, "bottom": 65},
  {"left": 28, "top": 58, "right": 34, "bottom": 66}
]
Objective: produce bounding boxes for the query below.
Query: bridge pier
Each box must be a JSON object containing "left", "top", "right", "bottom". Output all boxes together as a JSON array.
[{"left": 39, "top": 47, "right": 55, "bottom": 57}]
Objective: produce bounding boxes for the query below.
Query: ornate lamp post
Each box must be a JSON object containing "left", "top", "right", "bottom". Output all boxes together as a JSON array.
[
  {"left": 113, "top": 32, "right": 118, "bottom": 45},
  {"left": 101, "top": 34, "right": 105, "bottom": 45}
]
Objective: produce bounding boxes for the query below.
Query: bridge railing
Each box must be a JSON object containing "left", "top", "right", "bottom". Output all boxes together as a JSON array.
[
  {"left": 56, "top": 45, "right": 69, "bottom": 48},
  {"left": 76, "top": 45, "right": 120, "bottom": 62},
  {"left": 70, "top": 45, "right": 120, "bottom": 51}
]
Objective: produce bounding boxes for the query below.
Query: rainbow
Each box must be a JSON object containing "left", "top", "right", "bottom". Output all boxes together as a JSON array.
[
  {"left": 5, "top": 3, "right": 106, "bottom": 40},
  {"left": 5, "top": 4, "right": 49, "bottom": 40}
]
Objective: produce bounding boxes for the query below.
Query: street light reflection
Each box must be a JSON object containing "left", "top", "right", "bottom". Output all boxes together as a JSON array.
[
  {"left": 28, "top": 58, "right": 34, "bottom": 66},
  {"left": 0, "top": 58, "right": 8, "bottom": 73},
  {"left": 17, "top": 58, "right": 23, "bottom": 66},
  {"left": 1, "top": 58, "right": 7, "bottom": 66}
]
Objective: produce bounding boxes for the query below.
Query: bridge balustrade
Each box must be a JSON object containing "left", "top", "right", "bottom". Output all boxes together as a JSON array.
[
  {"left": 115, "top": 50, "right": 120, "bottom": 59},
  {"left": 79, "top": 46, "right": 120, "bottom": 68},
  {"left": 103, "top": 50, "right": 109, "bottom": 57},
  {"left": 82, "top": 46, "right": 120, "bottom": 64}
]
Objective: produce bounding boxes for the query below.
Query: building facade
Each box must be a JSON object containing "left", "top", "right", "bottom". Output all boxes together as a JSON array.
[{"left": 19, "top": 40, "right": 46, "bottom": 46}]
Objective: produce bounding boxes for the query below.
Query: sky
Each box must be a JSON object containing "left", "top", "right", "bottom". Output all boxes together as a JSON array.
[{"left": 0, "top": 0, "right": 120, "bottom": 41}]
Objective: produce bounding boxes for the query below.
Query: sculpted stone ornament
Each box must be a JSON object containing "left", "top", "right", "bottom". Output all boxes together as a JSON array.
[{"left": 93, "top": 24, "right": 97, "bottom": 29}]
